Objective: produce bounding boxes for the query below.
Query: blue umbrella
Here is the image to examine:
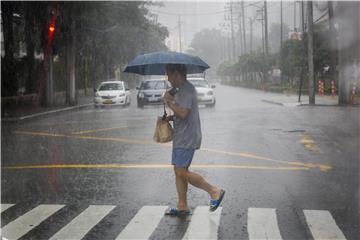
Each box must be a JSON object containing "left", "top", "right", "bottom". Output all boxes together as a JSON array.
[{"left": 123, "top": 51, "right": 210, "bottom": 75}]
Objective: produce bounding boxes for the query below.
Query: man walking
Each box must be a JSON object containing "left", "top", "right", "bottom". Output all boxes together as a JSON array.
[{"left": 163, "top": 64, "right": 225, "bottom": 216}]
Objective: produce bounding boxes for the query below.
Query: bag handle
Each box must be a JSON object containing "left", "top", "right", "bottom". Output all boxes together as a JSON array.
[{"left": 162, "top": 103, "right": 167, "bottom": 120}]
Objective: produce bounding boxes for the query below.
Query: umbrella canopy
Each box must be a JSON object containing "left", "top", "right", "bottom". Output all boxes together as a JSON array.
[{"left": 123, "top": 51, "right": 210, "bottom": 75}]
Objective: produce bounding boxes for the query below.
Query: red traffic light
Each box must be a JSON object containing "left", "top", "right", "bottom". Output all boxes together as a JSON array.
[{"left": 49, "top": 25, "right": 55, "bottom": 32}]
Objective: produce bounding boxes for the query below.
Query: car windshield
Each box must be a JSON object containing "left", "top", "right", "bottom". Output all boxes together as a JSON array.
[
  {"left": 140, "top": 81, "right": 167, "bottom": 90},
  {"left": 99, "top": 83, "right": 123, "bottom": 91},
  {"left": 189, "top": 79, "right": 209, "bottom": 88}
]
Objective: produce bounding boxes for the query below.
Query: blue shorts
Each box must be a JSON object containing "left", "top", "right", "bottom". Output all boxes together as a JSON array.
[{"left": 172, "top": 148, "right": 195, "bottom": 168}]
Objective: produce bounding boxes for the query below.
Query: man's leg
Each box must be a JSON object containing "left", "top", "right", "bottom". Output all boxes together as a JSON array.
[
  {"left": 185, "top": 170, "right": 221, "bottom": 200},
  {"left": 174, "top": 167, "right": 190, "bottom": 211}
]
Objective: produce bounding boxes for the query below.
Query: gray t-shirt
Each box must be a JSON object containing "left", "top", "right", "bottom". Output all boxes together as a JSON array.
[{"left": 173, "top": 81, "right": 202, "bottom": 149}]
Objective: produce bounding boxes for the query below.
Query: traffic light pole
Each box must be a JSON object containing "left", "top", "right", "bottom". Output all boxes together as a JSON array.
[
  {"left": 307, "top": 1, "right": 315, "bottom": 104},
  {"left": 47, "top": 49, "right": 54, "bottom": 106}
]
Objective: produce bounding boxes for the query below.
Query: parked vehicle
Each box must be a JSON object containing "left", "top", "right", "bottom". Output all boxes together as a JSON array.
[
  {"left": 136, "top": 79, "right": 171, "bottom": 108},
  {"left": 94, "top": 81, "right": 131, "bottom": 107},
  {"left": 188, "top": 77, "right": 216, "bottom": 107}
]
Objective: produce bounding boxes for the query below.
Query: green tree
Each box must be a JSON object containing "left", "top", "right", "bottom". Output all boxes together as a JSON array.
[
  {"left": 279, "top": 39, "right": 306, "bottom": 85},
  {"left": 1, "top": 1, "right": 169, "bottom": 100}
]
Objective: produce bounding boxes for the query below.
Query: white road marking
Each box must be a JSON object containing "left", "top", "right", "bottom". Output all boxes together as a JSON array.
[
  {"left": 1, "top": 204, "right": 15, "bottom": 212},
  {"left": 247, "top": 208, "right": 283, "bottom": 240},
  {"left": 50, "top": 205, "right": 115, "bottom": 240},
  {"left": 182, "top": 206, "right": 222, "bottom": 240},
  {"left": 304, "top": 210, "right": 347, "bottom": 240},
  {"left": 116, "top": 206, "right": 167, "bottom": 240},
  {"left": 1, "top": 204, "right": 65, "bottom": 240}
]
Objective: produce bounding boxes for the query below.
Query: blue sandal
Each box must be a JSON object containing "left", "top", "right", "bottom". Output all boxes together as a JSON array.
[
  {"left": 165, "top": 207, "right": 191, "bottom": 217},
  {"left": 209, "top": 189, "right": 225, "bottom": 212}
]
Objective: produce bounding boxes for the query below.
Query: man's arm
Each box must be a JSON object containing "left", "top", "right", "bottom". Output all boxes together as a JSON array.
[{"left": 163, "top": 91, "right": 190, "bottom": 120}]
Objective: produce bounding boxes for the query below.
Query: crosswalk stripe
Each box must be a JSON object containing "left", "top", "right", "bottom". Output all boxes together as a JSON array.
[
  {"left": 247, "top": 208, "right": 283, "bottom": 240},
  {"left": 50, "top": 205, "right": 115, "bottom": 240},
  {"left": 1, "top": 204, "right": 65, "bottom": 240},
  {"left": 303, "top": 210, "right": 347, "bottom": 240},
  {"left": 116, "top": 206, "right": 168, "bottom": 240},
  {"left": 182, "top": 206, "right": 222, "bottom": 240},
  {"left": 1, "top": 204, "right": 15, "bottom": 213}
]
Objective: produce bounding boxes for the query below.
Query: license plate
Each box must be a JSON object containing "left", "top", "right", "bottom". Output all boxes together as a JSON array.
[
  {"left": 104, "top": 99, "right": 114, "bottom": 104},
  {"left": 148, "top": 97, "right": 158, "bottom": 102}
]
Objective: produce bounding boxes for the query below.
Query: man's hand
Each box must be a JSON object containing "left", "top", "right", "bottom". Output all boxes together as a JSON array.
[
  {"left": 164, "top": 115, "right": 174, "bottom": 122},
  {"left": 163, "top": 90, "right": 174, "bottom": 106}
]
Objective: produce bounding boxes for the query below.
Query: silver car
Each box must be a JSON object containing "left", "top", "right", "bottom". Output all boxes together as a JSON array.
[{"left": 136, "top": 79, "right": 171, "bottom": 108}]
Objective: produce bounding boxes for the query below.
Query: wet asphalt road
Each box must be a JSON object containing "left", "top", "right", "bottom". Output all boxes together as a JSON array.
[{"left": 1, "top": 84, "right": 359, "bottom": 239}]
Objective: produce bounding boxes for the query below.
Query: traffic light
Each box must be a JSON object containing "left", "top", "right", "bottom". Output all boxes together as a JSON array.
[
  {"left": 47, "top": 17, "right": 59, "bottom": 55},
  {"left": 47, "top": 6, "right": 58, "bottom": 52},
  {"left": 49, "top": 25, "right": 55, "bottom": 33},
  {"left": 47, "top": 21, "right": 56, "bottom": 43}
]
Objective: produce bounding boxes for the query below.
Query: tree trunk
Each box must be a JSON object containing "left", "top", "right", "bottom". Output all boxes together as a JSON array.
[
  {"left": 68, "top": 11, "right": 76, "bottom": 105},
  {"left": 1, "top": 1, "right": 17, "bottom": 96},
  {"left": 23, "top": 2, "right": 36, "bottom": 94}
]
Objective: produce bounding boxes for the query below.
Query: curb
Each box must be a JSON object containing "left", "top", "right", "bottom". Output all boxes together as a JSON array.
[
  {"left": 1, "top": 103, "right": 93, "bottom": 123},
  {"left": 261, "top": 99, "right": 284, "bottom": 106}
]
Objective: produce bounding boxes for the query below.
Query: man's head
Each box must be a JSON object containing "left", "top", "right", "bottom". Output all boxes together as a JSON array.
[{"left": 166, "top": 64, "right": 187, "bottom": 87}]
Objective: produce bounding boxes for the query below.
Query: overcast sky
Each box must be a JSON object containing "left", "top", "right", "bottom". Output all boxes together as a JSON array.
[{"left": 149, "top": 1, "right": 328, "bottom": 51}]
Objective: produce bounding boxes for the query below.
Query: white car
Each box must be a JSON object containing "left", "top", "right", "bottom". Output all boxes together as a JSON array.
[
  {"left": 94, "top": 81, "right": 131, "bottom": 107},
  {"left": 188, "top": 77, "right": 216, "bottom": 107}
]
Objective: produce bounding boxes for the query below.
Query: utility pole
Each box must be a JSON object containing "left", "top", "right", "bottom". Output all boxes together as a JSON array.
[
  {"left": 264, "top": 1, "right": 269, "bottom": 56},
  {"left": 294, "top": 1, "right": 297, "bottom": 31},
  {"left": 237, "top": 4, "right": 243, "bottom": 56},
  {"left": 280, "top": 1, "right": 283, "bottom": 45},
  {"left": 280, "top": 0, "right": 283, "bottom": 84},
  {"left": 328, "top": 1, "right": 338, "bottom": 89},
  {"left": 298, "top": 0, "right": 305, "bottom": 102},
  {"left": 178, "top": 15, "right": 182, "bottom": 52},
  {"left": 230, "top": 2, "right": 236, "bottom": 62},
  {"left": 307, "top": 1, "right": 315, "bottom": 104},
  {"left": 249, "top": 18, "right": 253, "bottom": 52},
  {"left": 264, "top": 1, "right": 269, "bottom": 84},
  {"left": 241, "top": 1, "right": 247, "bottom": 54},
  {"left": 256, "top": 8, "right": 264, "bottom": 54}
]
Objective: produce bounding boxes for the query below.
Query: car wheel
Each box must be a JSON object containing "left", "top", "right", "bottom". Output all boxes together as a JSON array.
[
  {"left": 137, "top": 102, "right": 144, "bottom": 108},
  {"left": 206, "top": 99, "right": 216, "bottom": 108}
]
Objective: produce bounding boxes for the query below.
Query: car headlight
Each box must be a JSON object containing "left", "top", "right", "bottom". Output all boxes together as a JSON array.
[
  {"left": 138, "top": 92, "right": 144, "bottom": 98},
  {"left": 207, "top": 91, "right": 213, "bottom": 96},
  {"left": 119, "top": 93, "right": 125, "bottom": 97},
  {"left": 95, "top": 92, "right": 100, "bottom": 97}
]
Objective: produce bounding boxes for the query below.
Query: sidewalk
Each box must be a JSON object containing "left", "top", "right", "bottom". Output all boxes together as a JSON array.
[
  {"left": 1, "top": 94, "right": 94, "bottom": 122},
  {"left": 262, "top": 92, "right": 340, "bottom": 107}
]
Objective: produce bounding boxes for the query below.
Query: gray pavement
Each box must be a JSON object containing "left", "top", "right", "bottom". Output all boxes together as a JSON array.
[{"left": 1, "top": 87, "right": 344, "bottom": 123}]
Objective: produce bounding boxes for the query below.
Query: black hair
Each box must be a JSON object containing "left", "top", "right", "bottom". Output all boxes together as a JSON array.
[{"left": 166, "top": 64, "right": 187, "bottom": 77}]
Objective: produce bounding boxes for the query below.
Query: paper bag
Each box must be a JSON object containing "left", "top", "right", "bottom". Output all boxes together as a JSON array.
[{"left": 153, "top": 117, "right": 173, "bottom": 143}]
